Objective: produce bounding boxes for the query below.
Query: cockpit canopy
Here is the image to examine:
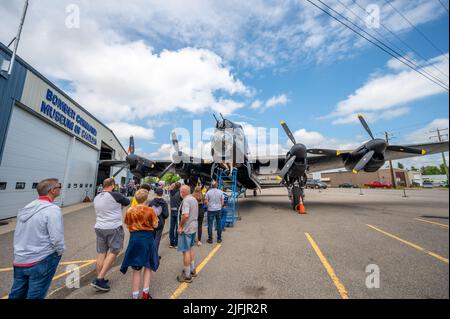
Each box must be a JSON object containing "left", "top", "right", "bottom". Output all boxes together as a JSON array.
[{"left": 216, "top": 119, "right": 242, "bottom": 130}]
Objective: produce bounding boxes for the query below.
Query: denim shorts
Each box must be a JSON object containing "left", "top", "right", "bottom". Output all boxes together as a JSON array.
[{"left": 177, "top": 232, "right": 196, "bottom": 252}]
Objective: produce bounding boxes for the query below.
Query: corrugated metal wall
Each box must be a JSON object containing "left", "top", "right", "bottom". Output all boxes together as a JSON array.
[{"left": 0, "top": 43, "right": 27, "bottom": 163}]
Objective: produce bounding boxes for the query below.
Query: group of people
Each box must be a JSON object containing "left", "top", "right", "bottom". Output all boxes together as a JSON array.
[{"left": 8, "top": 176, "right": 227, "bottom": 299}]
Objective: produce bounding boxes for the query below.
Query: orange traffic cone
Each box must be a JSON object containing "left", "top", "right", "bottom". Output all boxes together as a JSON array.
[{"left": 296, "top": 195, "right": 306, "bottom": 214}]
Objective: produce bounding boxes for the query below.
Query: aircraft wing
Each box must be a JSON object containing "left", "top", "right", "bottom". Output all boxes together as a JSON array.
[
  {"left": 306, "top": 141, "right": 449, "bottom": 173},
  {"left": 254, "top": 141, "right": 449, "bottom": 174},
  {"left": 384, "top": 141, "right": 449, "bottom": 161},
  {"left": 98, "top": 159, "right": 128, "bottom": 166}
]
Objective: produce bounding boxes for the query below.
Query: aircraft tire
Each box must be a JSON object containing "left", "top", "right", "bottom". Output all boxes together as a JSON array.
[{"left": 292, "top": 186, "right": 301, "bottom": 210}]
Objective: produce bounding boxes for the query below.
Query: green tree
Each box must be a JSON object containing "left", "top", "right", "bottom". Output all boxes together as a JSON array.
[
  {"left": 410, "top": 166, "right": 418, "bottom": 171},
  {"left": 142, "top": 176, "right": 159, "bottom": 185},
  {"left": 162, "top": 172, "right": 180, "bottom": 185},
  {"left": 439, "top": 163, "right": 449, "bottom": 175},
  {"left": 420, "top": 165, "right": 441, "bottom": 175},
  {"left": 397, "top": 162, "right": 404, "bottom": 169}
]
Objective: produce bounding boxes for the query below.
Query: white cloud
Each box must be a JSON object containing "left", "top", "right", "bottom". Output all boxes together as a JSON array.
[
  {"left": 291, "top": 128, "right": 361, "bottom": 150},
  {"left": 293, "top": 129, "right": 327, "bottom": 147},
  {"left": 332, "top": 107, "right": 411, "bottom": 125},
  {"left": 146, "top": 118, "right": 173, "bottom": 129},
  {"left": 0, "top": 1, "right": 250, "bottom": 122},
  {"left": 251, "top": 100, "right": 263, "bottom": 109},
  {"left": 391, "top": 118, "right": 449, "bottom": 169},
  {"left": 107, "top": 122, "right": 155, "bottom": 140},
  {"left": 1, "top": 0, "right": 445, "bottom": 77},
  {"left": 147, "top": 143, "right": 173, "bottom": 160},
  {"left": 266, "top": 94, "right": 289, "bottom": 108},
  {"left": 329, "top": 53, "right": 448, "bottom": 124},
  {"left": 406, "top": 118, "right": 449, "bottom": 143}
]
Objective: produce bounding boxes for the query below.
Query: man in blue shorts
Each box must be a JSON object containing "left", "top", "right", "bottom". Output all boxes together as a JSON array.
[{"left": 177, "top": 185, "right": 198, "bottom": 283}]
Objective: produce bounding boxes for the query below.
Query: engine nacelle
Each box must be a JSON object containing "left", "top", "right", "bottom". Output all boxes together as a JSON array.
[{"left": 344, "top": 152, "right": 385, "bottom": 172}]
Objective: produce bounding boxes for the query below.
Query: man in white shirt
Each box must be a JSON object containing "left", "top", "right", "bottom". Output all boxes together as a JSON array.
[
  {"left": 91, "top": 177, "right": 130, "bottom": 292},
  {"left": 205, "top": 181, "right": 224, "bottom": 244}
]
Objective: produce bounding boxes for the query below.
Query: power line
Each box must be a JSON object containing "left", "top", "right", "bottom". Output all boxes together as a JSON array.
[
  {"left": 429, "top": 128, "right": 449, "bottom": 182},
  {"left": 305, "top": 0, "right": 449, "bottom": 91},
  {"left": 336, "top": 0, "right": 449, "bottom": 88},
  {"left": 437, "top": 0, "right": 449, "bottom": 14},
  {"left": 375, "top": 120, "right": 436, "bottom": 136},
  {"left": 384, "top": 0, "right": 449, "bottom": 60},
  {"left": 352, "top": 0, "right": 449, "bottom": 82}
]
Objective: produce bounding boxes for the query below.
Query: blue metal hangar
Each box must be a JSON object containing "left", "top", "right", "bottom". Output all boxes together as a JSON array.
[{"left": 0, "top": 42, "right": 128, "bottom": 220}]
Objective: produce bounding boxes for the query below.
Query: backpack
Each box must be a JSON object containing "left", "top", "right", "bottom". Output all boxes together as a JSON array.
[{"left": 152, "top": 205, "right": 166, "bottom": 231}]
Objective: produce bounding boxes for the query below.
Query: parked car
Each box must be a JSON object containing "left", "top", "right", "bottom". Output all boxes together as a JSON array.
[
  {"left": 306, "top": 179, "right": 328, "bottom": 189},
  {"left": 422, "top": 181, "right": 433, "bottom": 188},
  {"left": 338, "top": 182, "right": 359, "bottom": 188},
  {"left": 364, "top": 181, "right": 392, "bottom": 189}
]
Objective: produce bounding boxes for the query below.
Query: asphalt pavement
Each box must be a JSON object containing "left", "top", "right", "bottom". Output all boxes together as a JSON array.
[{"left": 0, "top": 188, "right": 448, "bottom": 299}]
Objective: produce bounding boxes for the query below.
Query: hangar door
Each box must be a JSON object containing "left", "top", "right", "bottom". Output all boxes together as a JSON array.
[
  {"left": 0, "top": 106, "right": 98, "bottom": 220},
  {"left": 0, "top": 106, "right": 70, "bottom": 219},
  {"left": 62, "top": 139, "right": 98, "bottom": 206}
]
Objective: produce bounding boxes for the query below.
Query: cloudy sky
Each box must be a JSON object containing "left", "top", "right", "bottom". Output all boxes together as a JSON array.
[{"left": 1, "top": 0, "right": 448, "bottom": 168}]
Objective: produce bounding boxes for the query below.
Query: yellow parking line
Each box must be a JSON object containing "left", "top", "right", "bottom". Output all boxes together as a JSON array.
[
  {"left": 170, "top": 244, "right": 222, "bottom": 299},
  {"left": 305, "top": 233, "right": 349, "bottom": 299},
  {"left": 51, "top": 260, "right": 96, "bottom": 281},
  {"left": 367, "top": 224, "right": 449, "bottom": 264},
  {"left": 0, "top": 260, "right": 97, "bottom": 299},
  {"left": 0, "top": 260, "right": 95, "bottom": 273},
  {"left": 414, "top": 218, "right": 449, "bottom": 229}
]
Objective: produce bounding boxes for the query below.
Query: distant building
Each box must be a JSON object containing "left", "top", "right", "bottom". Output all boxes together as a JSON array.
[
  {"left": 420, "top": 175, "right": 448, "bottom": 187},
  {"left": 407, "top": 171, "right": 423, "bottom": 187},
  {"left": 321, "top": 168, "right": 410, "bottom": 187}
]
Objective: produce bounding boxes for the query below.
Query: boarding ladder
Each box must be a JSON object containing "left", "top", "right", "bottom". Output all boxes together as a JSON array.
[{"left": 215, "top": 167, "right": 240, "bottom": 227}]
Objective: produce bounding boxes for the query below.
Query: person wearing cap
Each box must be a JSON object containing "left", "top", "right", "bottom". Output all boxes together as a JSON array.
[
  {"left": 9, "top": 178, "right": 65, "bottom": 299},
  {"left": 148, "top": 187, "right": 169, "bottom": 258},
  {"left": 169, "top": 182, "right": 182, "bottom": 248}
]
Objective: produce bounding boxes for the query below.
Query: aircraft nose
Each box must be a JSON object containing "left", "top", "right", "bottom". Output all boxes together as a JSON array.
[
  {"left": 212, "top": 130, "right": 233, "bottom": 157},
  {"left": 291, "top": 143, "right": 307, "bottom": 158},
  {"left": 126, "top": 154, "right": 138, "bottom": 167}
]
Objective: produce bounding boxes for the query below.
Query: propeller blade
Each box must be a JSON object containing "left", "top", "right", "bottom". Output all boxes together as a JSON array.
[
  {"left": 357, "top": 114, "right": 375, "bottom": 140},
  {"left": 128, "top": 136, "right": 135, "bottom": 155},
  {"left": 307, "top": 149, "right": 343, "bottom": 156},
  {"left": 171, "top": 131, "right": 182, "bottom": 156},
  {"left": 387, "top": 145, "right": 426, "bottom": 155},
  {"left": 280, "top": 121, "right": 296, "bottom": 145},
  {"left": 113, "top": 163, "right": 129, "bottom": 178},
  {"left": 158, "top": 162, "right": 174, "bottom": 179},
  {"left": 278, "top": 155, "right": 297, "bottom": 180},
  {"left": 352, "top": 150, "right": 375, "bottom": 173}
]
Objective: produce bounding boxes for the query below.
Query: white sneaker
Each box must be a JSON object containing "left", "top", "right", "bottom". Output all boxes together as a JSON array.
[{"left": 197, "top": 241, "right": 202, "bottom": 246}]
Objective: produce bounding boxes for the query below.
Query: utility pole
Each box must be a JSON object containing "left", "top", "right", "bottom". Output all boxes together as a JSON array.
[
  {"left": 7, "top": 0, "right": 29, "bottom": 76},
  {"left": 429, "top": 128, "right": 449, "bottom": 184},
  {"left": 385, "top": 131, "right": 397, "bottom": 189}
]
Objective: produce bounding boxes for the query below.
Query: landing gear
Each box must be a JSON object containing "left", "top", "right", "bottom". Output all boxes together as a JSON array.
[
  {"left": 253, "top": 189, "right": 257, "bottom": 197},
  {"left": 285, "top": 173, "right": 307, "bottom": 211},
  {"left": 289, "top": 185, "right": 305, "bottom": 211}
]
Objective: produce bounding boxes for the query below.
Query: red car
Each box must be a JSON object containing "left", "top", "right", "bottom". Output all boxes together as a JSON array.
[{"left": 364, "top": 181, "right": 392, "bottom": 189}]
